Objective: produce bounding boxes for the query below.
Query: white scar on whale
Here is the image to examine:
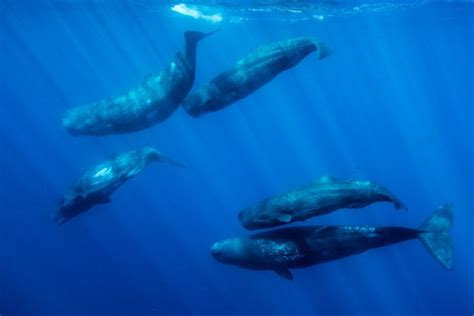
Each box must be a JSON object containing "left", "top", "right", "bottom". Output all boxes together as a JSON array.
[{"left": 94, "top": 167, "right": 112, "bottom": 178}]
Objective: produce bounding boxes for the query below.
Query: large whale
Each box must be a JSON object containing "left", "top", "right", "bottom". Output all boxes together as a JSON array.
[
  {"left": 54, "top": 147, "right": 183, "bottom": 224},
  {"left": 239, "top": 176, "right": 407, "bottom": 230},
  {"left": 212, "top": 204, "right": 453, "bottom": 280},
  {"left": 182, "top": 36, "right": 332, "bottom": 117},
  {"left": 63, "top": 30, "right": 217, "bottom": 136}
]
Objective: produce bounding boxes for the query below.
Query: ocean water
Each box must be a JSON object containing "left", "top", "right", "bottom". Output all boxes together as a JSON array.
[{"left": 1, "top": 1, "right": 473, "bottom": 315}]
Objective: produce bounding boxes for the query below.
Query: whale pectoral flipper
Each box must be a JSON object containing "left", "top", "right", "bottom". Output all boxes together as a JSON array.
[
  {"left": 274, "top": 268, "right": 293, "bottom": 280},
  {"left": 315, "top": 40, "right": 333, "bottom": 60},
  {"left": 96, "top": 196, "right": 111, "bottom": 204},
  {"left": 278, "top": 214, "right": 292, "bottom": 223}
]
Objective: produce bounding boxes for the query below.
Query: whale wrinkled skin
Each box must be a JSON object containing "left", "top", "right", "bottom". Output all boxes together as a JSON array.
[
  {"left": 182, "top": 36, "right": 332, "bottom": 117},
  {"left": 212, "top": 204, "right": 453, "bottom": 280},
  {"left": 239, "top": 176, "right": 407, "bottom": 230},
  {"left": 54, "top": 147, "right": 183, "bottom": 224},
  {"left": 63, "top": 30, "right": 217, "bottom": 136}
]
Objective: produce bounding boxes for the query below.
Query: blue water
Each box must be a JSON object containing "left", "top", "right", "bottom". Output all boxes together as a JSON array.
[{"left": 1, "top": 1, "right": 473, "bottom": 315}]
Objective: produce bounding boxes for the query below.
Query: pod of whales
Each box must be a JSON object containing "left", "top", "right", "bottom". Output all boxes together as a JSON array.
[
  {"left": 54, "top": 147, "right": 183, "bottom": 224},
  {"left": 182, "top": 36, "right": 332, "bottom": 117},
  {"left": 211, "top": 204, "right": 453, "bottom": 280},
  {"left": 62, "top": 30, "right": 218, "bottom": 136},
  {"left": 239, "top": 176, "right": 407, "bottom": 230},
  {"left": 56, "top": 30, "right": 454, "bottom": 282}
]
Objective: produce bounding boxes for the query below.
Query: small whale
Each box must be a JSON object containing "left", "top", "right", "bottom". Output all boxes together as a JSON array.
[
  {"left": 54, "top": 147, "right": 183, "bottom": 224},
  {"left": 239, "top": 176, "right": 407, "bottom": 230},
  {"left": 182, "top": 36, "right": 331, "bottom": 117},
  {"left": 63, "top": 30, "right": 218, "bottom": 136},
  {"left": 212, "top": 204, "right": 453, "bottom": 280}
]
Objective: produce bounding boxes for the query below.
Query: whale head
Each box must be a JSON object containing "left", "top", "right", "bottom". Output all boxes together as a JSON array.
[
  {"left": 54, "top": 194, "right": 88, "bottom": 224},
  {"left": 62, "top": 107, "right": 96, "bottom": 136},
  {"left": 239, "top": 202, "right": 294, "bottom": 230},
  {"left": 54, "top": 190, "right": 110, "bottom": 225},
  {"left": 210, "top": 238, "right": 247, "bottom": 265}
]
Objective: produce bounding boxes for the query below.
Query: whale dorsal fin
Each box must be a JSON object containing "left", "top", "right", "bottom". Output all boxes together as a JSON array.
[
  {"left": 278, "top": 214, "right": 292, "bottom": 223},
  {"left": 274, "top": 268, "right": 293, "bottom": 280},
  {"left": 319, "top": 176, "right": 338, "bottom": 183},
  {"left": 142, "top": 73, "right": 154, "bottom": 84}
]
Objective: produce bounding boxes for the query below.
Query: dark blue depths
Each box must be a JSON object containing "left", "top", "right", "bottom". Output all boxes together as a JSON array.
[{"left": 0, "top": 2, "right": 473, "bottom": 315}]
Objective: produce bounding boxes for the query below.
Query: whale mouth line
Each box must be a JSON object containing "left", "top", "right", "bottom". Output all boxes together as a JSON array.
[{"left": 210, "top": 246, "right": 224, "bottom": 261}]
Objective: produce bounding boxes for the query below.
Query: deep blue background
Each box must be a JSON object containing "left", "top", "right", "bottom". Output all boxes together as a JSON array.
[{"left": 1, "top": 1, "right": 473, "bottom": 315}]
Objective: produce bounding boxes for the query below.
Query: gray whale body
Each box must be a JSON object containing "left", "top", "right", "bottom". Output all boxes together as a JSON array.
[
  {"left": 182, "top": 36, "right": 331, "bottom": 117},
  {"left": 239, "top": 176, "right": 407, "bottom": 230},
  {"left": 212, "top": 204, "right": 453, "bottom": 280},
  {"left": 63, "top": 30, "right": 217, "bottom": 136},
  {"left": 54, "top": 147, "right": 183, "bottom": 224}
]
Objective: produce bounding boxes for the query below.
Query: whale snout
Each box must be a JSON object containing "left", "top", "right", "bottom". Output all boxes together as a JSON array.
[
  {"left": 239, "top": 208, "right": 278, "bottom": 230},
  {"left": 238, "top": 207, "right": 261, "bottom": 226},
  {"left": 238, "top": 210, "right": 247, "bottom": 224},
  {"left": 62, "top": 111, "right": 83, "bottom": 135},
  {"left": 210, "top": 238, "right": 244, "bottom": 264},
  {"left": 62, "top": 107, "right": 99, "bottom": 136},
  {"left": 210, "top": 243, "right": 225, "bottom": 262},
  {"left": 210, "top": 244, "right": 219, "bottom": 255}
]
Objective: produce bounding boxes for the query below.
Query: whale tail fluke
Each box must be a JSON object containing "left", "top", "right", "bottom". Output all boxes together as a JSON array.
[
  {"left": 146, "top": 148, "right": 186, "bottom": 168},
  {"left": 315, "top": 40, "right": 332, "bottom": 60},
  {"left": 391, "top": 196, "right": 408, "bottom": 211},
  {"left": 375, "top": 185, "right": 407, "bottom": 210},
  {"left": 159, "top": 154, "right": 186, "bottom": 168},
  {"left": 386, "top": 191, "right": 408, "bottom": 211},
  {"left": 165, "top": 157, "right": 186, "bottom": 168},
  {"left": 185, "top": 29, "right": 219, "bottom": 47},
  {"left": 417, "top": 204, "right": 453, "bottom": 270},
  {"left": 53, "top": 210, "right": 67, "bottom": 225}
]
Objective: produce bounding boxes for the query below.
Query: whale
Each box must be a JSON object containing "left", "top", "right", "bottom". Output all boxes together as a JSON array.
[
  {"left": 181, "top": 36, "right": 331, "bottom": 117},
  {"left": 212, "top": 204, "right": 453, "bottom": 280},
  {"left": 63, "top": 30, "right": 217, "bottom": 136},
  {"left": 54, "top": 147, "right": 183, "bottom": 224},
  {"left": 239, "top": 176, "right": 407, "bottom": 230}
]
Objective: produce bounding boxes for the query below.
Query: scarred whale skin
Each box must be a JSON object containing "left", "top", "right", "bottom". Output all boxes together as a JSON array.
[
  {"left": 63, "top": 30, "right": 217, "bottom": 136},
  {"left": 238, "top": 176, "right": 407, "bottom": 230},
  {"left": 212, "top": 204, "right": 453, "bottom": 280},
  {"left": 54, "top": 147, "right": 183, "bottom": 224},
  {"left": 182, "top": 36, "right": 331, "bottom": 117}
]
